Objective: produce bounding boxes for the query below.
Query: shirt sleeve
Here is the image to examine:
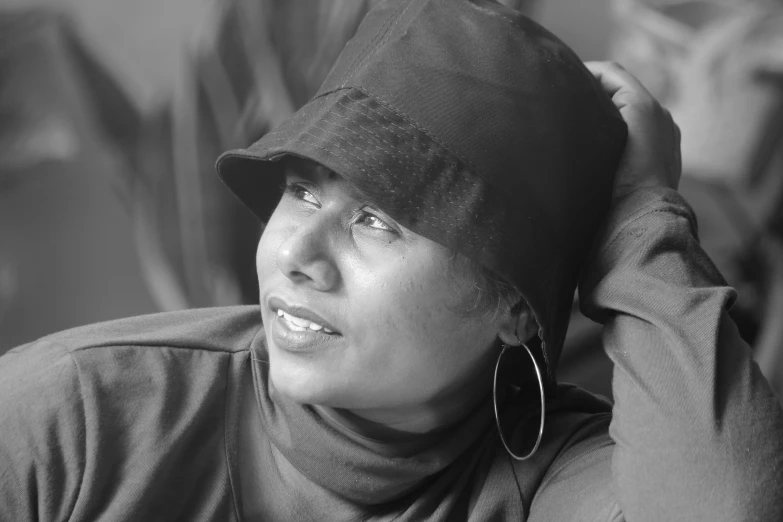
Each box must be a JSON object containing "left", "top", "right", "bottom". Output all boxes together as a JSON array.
[
  {"left": 0, "top": 340, "right": 85, "bottom": 522},
  {"left": 536, "top": 187, "right": 783, "bottom": 521}
]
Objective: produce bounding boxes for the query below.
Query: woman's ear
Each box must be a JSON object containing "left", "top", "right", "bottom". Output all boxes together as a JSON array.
[{"left": 497, "top": 303, "right": 538, "bottom": 346}]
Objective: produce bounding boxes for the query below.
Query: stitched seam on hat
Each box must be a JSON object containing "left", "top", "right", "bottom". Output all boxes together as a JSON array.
[
  {"left": 350, "top": 87, "right": 487, "bottom": 183},
  {"left": 261, "top": 126, "right": 479, "bottom": 238},
  {"left": 304, "top": 98, "right": 420, "bottom": 169},
  {"left": 467, "top": 0, "right": 526, "bottom": 33},
  {"left": 330, "top": 93, "right": 486, "bottom": 224},
  {"left": 262, "top": 128, "right": 419, "bottom": 213},
  {"left": 255, "top": 99, "right": 421, "bottom": 175},
  {"left": 337, "top": 0, "right": 406, "bottom": 87},
  {"left": 257, "top": 90, "right": 497, "bottom": 244},
  {"left": 312, "top": 86, "right": 353, "bottom": 101},
  {"left": 467, "top": 0, "right": 564, "bottom": 82},
  {"left": 312, "top": 130, "right": 456, "bottom": 233},
  {"left": 336, "top": 20, "right": 386, "bottom": 87},
  {"left": 307, "top": 129, "right": 454, "bottom": 233},
  {"left": 257, "top": 89, "right": 350, "bottom": 143},
  {"left": 336, "top": 96, "right": 417, "bottom": 148},
  {"left": 315, "top": 117, "right": 426, "bottom": 185},
  {"left": 340, "top": 6, "right": 400, "bottom": 85},
  {"left": 261, "top": 127, "right": 484, "bottom": 241},
  {"left": 344, "top": 0, "right": 417, "bottom": 88},
  {"left": 255, "top": 92, "right": 423, "bottom": 181},
  {"left": 346, "top": 91, "right": 422, "bottom": 146},
  {"left": 330, "top": 98, "right": 477, "bottom": 224},
  {"left": 347, "top": 92, "right": 495, "bottom": 223},
  {"left": 260, "top": 89, "right": 469, "bottom": 191},
  {"left": 260, "top": 130, "right": 486, "bottom": 245}
]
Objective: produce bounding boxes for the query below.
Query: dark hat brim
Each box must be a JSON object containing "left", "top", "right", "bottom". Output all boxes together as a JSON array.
[{"left": 217, "top": 89, "right": 350, "bottom": 223}]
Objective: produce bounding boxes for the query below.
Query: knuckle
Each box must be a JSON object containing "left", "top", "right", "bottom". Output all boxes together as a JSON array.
[
  {"left": 651, "top": 101, "right": 671, "bottom": 121},
  {"left": 637, "top": 98, "right": 658, "bottom": 114}
]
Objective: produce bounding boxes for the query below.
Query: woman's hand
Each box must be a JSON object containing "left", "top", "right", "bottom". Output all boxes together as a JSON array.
[{"left": 586, "top": 61, "right": 682, "bottom": 200}]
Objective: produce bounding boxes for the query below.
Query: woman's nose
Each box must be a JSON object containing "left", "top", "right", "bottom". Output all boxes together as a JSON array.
[{"left": 276, "top": 219, "right": 339, "bottom": 292}]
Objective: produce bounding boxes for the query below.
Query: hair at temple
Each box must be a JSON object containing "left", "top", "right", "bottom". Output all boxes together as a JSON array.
[{"left": 449, "top": 254, "right": 527, "bottom": 321}]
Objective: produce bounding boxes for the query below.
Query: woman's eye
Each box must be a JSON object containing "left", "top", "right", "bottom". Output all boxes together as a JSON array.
[
  {"left": 356, "top": 211, "right": 394, "bottom": 232},
  {"left": 284, "top": 182, "right": 319, "bottom": 206}
]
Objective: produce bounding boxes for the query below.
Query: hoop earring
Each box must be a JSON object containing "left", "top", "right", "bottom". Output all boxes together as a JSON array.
[{"left": 493, "top": 342, "right": 546, "bottom": 461}]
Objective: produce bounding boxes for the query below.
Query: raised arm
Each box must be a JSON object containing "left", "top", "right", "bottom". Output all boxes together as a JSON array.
[{"left": 577, "top": 62, "right": 783, "bottom": 521}]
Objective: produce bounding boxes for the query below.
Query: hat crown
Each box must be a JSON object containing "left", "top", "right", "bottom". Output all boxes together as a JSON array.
[{"left": 318, "top": 0, "right": 623, "bottom": 216}]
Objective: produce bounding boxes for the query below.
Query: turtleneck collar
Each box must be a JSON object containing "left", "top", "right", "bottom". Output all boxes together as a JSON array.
[{"left": 250, "top": 340, "right": 496, "bottom": 505}]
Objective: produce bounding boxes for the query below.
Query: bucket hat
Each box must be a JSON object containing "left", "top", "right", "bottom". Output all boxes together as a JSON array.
[{"left": 216, "top": 0, "right": 627, "bottom": 389}]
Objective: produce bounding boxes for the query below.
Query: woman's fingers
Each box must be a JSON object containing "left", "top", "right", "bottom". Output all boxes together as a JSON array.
[
  {"left": 585, "top": 61, "right": 653, "bottom": 110},
  {"left": 585, "top": 61, "right": 649, "bottom": 95},
  {"left": 585, "top": 61, "right": 682, "bottom": 198}
]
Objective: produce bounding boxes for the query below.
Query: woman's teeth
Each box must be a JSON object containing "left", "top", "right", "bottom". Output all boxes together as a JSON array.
[{"left": 277, "top": 309, "right": 334, "bottom": 333}]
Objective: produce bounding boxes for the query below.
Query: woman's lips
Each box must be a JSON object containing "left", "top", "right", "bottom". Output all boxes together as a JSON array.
[
  {"left": 267, "top": 296, "right": 341, "bottom": 334},
  {"left": 266, "top": 295, "right": 344, "bottom": 353},
  {"left": 271, "top": 311, "right": 343, "bottom": 353},
  {"left": 277, "top": 309, "right": 336, "bottom": 333}
]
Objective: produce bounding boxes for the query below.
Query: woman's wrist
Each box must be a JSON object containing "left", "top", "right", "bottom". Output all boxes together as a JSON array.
[
  {"left": 578, "top": 186, "right": 707, "bottom": 323},
  {"left": 596, "top": 186, "right": 697, "bottom": 260}
]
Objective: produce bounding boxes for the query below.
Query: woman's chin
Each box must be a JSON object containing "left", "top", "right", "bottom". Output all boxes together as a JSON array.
[{"left": 268, "top": 359, "right": 342, "bottom": 406}]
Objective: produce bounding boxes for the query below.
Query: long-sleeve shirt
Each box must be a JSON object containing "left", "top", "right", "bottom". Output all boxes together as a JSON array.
[
  {"left": 529, "top": 187, "right": 783, "bottom": 521},
  {"left": 0, "top": 187, "right": 781, "bottom": 521}
]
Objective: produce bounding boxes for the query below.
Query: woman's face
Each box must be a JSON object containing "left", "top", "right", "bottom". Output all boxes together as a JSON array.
[{"left": 256, "top": 160, "right": 512, "bottom": 427}]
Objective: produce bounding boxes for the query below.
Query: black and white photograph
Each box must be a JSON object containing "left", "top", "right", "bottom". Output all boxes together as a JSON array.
[{"left": 1, "top": 0, "right": 782, "bottom": 520}]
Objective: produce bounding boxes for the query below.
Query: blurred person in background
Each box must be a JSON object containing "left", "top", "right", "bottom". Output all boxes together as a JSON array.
[{"left": 1, "top": 0, "right": 783, "bottom": 521}]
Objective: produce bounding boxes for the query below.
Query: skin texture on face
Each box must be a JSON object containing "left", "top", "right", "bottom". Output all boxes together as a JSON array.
[{"left": 256, "top": 159, "right": 528, "bottom": 434}]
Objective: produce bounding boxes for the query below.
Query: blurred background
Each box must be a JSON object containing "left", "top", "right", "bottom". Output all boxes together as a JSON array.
[{"left": 1, "top": 0, "right": 781, "bottom": 401}]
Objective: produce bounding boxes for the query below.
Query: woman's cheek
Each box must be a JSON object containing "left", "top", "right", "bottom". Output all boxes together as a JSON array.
[{"left": 256, "top": 224, "right": 288, "bottom": 277}]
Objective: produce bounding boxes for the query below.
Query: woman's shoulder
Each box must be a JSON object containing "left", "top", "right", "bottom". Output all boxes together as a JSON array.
[
  {"left": 0, "top": 306, "right": 259, "bottom": 520},
  {"left": 25, "top": 305, "right": 263, "bottom": 355},
  {"left": 465, "top": 385, "right": 614, "bottom": 519},
  {"left": 531, "top": 383, "right": 614, "bottom": 478},
  {"left": 521, "top": 384, "right": 618, "bottom": 520},
  {"left": 0, "top": 305, "right": 263, "bottom": 412},
  {"left": 0, "top": 305, "right": 264, "bottom": 414},
  {"left": 0, "top": 305, "right": 263, "bottom": 467}
]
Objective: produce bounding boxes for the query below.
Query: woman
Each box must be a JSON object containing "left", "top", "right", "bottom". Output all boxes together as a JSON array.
[{"left": 1, "top": 1, "right": 781, "bottom": 520}]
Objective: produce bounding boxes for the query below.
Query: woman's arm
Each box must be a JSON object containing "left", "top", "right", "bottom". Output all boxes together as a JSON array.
[
  {"left": 754, "top": 239, "right": 783, "bottom": 400},
  {"left": 574, "top": 62, "right": 783, "bottom": 521}
]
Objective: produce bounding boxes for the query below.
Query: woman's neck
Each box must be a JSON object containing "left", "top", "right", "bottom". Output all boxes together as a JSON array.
[{"left": 312, "top": 369, "right": 495, "bottom": 454}]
